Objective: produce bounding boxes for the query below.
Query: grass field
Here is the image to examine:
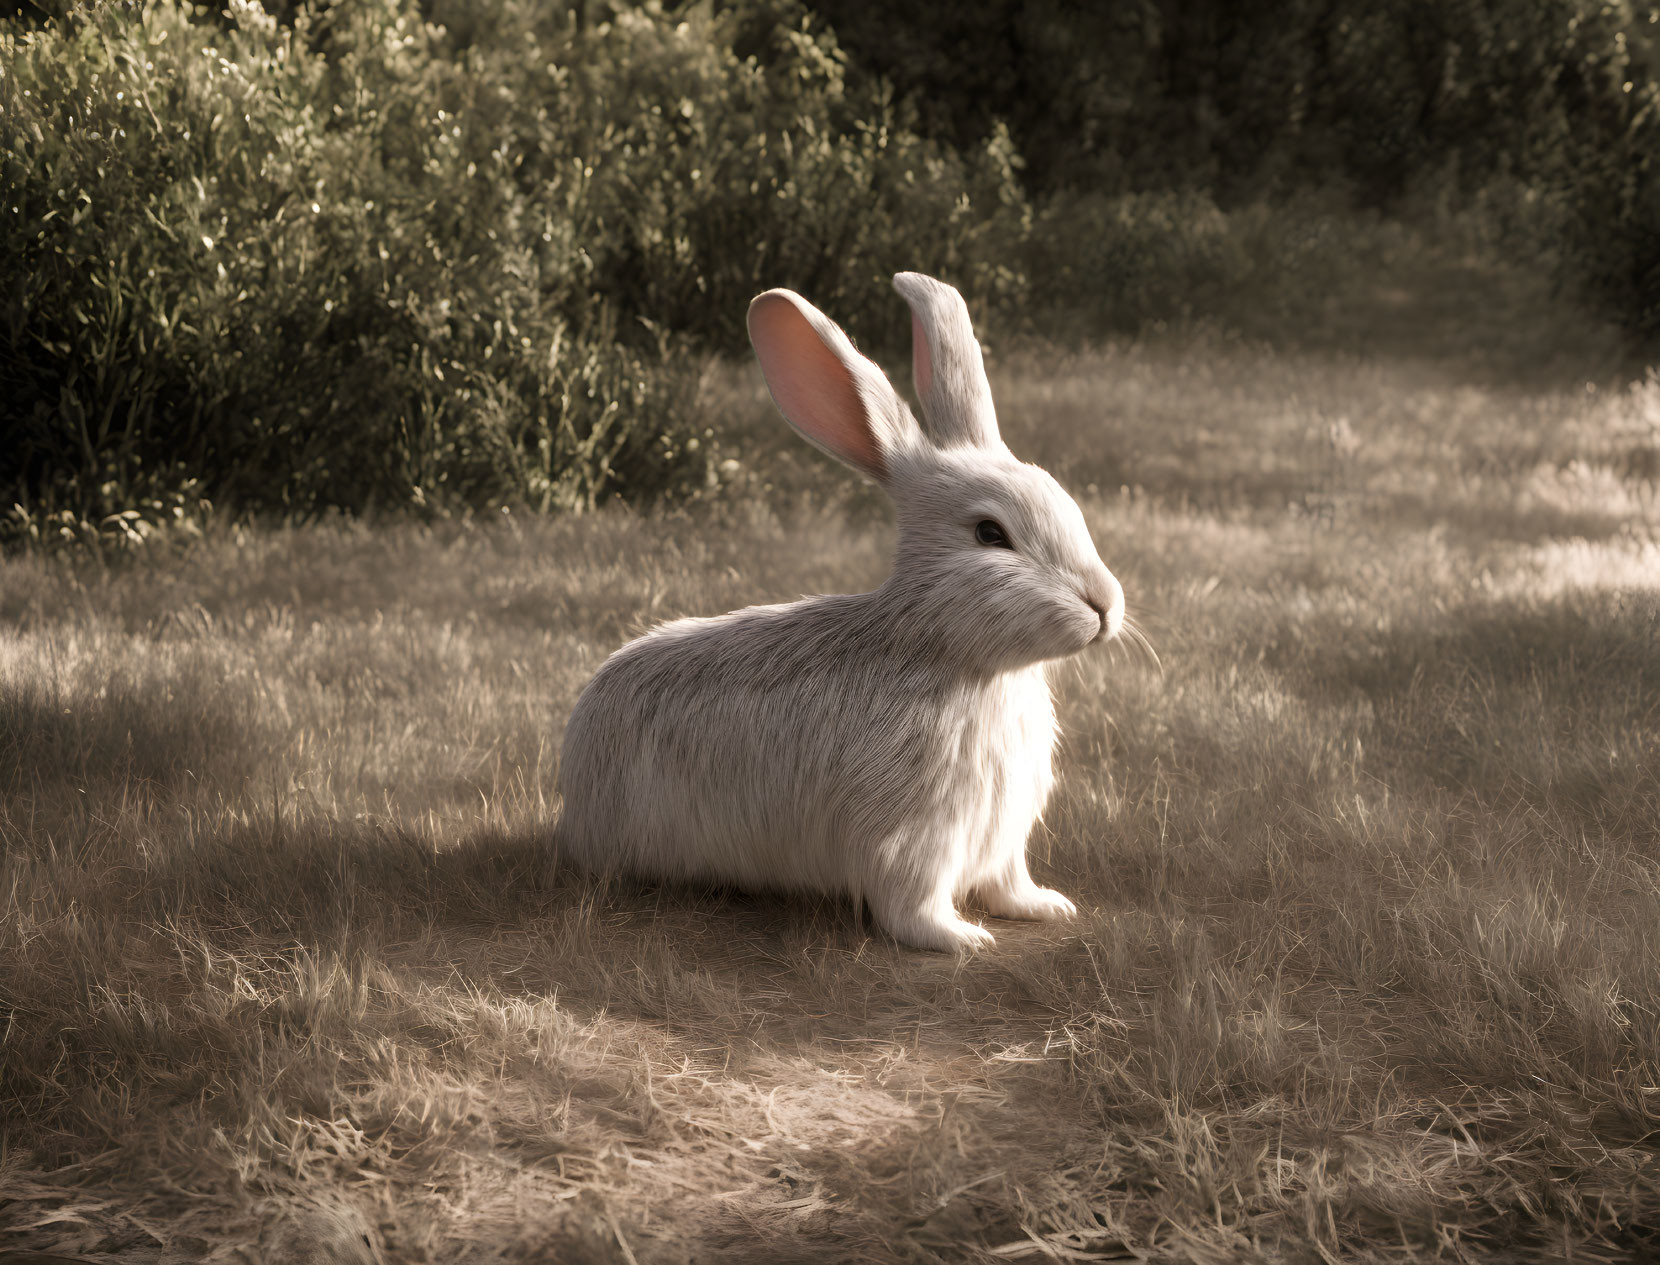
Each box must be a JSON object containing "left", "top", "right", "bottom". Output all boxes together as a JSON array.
[{"left": 3, "top": 274, "right": 1660, "bottom": 1261}]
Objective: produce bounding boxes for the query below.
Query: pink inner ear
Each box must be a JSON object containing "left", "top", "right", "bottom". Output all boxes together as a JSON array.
[
  {"left": 911, "top": 312, "right": 933, "bottom": 400},
  {"left": 751, "top": 296, "right": 884, "bottom": 478}
]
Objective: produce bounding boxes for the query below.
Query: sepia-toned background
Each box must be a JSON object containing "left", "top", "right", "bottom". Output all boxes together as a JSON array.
[{"left": 2, "top": 2, "right": 1658, "bottom": 1260}]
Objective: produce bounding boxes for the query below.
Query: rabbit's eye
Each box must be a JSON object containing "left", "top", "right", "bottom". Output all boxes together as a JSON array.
[{"left": 975, "top": 519, "right": 1013, "bottom": 549}]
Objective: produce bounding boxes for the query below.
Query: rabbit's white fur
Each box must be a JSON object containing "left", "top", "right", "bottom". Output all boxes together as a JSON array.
[{"left": 556, "top": 273, "right": 1123, "bottom": 951}]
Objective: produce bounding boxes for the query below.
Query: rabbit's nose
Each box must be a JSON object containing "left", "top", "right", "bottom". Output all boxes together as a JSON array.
[
  {"left": 1085, "top": 574, "right": 1124, "bottom": 641},
  {"left": 1084, "top": 598, "right": 1107, "bottom": 640}
]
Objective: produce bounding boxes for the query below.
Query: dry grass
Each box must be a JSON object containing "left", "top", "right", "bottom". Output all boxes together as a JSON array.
[{"left": 3, "top": 315, "right": 1660, "bottom": 1261}]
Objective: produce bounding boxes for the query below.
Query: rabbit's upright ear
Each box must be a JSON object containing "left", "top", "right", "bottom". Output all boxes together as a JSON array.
[
  {"left": 748, "top": 289, "right": 916, "bottom": 483},
  {"left": 892, "top": 272, "right": 1001, "bottom": 450}
]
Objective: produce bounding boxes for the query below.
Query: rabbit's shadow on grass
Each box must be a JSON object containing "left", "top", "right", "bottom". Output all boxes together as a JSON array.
[{"left": 132, "top": 811, "right": 1090, "bottom": 1048}]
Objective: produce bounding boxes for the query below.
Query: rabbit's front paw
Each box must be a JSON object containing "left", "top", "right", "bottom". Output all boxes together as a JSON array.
[
  {"left": 907, "top": 914, "right": 995, "bottom": 954},
  {"left": 984, "top": 884, "right": 1078, "bottom": 922},
  {"left": 1025, "top": 887, "right": 1079, "bottom": 921},
  {"left": 879, "top": 903, "right": 997, "bottom": 953}
]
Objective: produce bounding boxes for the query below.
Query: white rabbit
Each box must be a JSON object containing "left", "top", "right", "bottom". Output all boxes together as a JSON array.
[{"left": 556, "top": 272, "right": 1123, "bottom": 952}]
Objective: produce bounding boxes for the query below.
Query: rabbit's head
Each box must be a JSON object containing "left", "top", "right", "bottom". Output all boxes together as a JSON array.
[{"left": 748, "top": 272, "right": 1122, "bottom": 672}]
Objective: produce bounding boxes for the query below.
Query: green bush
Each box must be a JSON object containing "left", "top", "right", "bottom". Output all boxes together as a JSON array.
[
  {"left": 517, "top": 0, "right": 1029, "bottom": 353},
  {"left": 0, "top": 0, "right": 1027, "bottom": 539},
  {"left": 0, "top": 0, "right": 699, "bottom": 532}
]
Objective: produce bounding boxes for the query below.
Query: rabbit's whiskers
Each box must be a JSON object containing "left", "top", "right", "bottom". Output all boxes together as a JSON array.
[{"left": 1118, "top": 612, "right": 1163, "bottom": 676}]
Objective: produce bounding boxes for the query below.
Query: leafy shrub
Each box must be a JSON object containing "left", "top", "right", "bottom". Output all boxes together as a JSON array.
[
  {"left": 0, "top": 0, "right": 704, "bottom": 532},
  {"left": 510, "top": 0, "right": 1029, "bottom": 353},
  {"left": 0, "top": 0, "right": 1028, "bottom": 538}
]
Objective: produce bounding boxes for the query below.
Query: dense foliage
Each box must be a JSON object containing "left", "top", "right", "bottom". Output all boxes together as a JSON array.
[
  {"left": 2, "top": 0, "right": 1656, "bottom": 537},
  {"left": 821, "top": 0, "right": 1660, "bottom": 334},
  {"left": 0, "top": 0, "right": 1024, "bottom": 536}
]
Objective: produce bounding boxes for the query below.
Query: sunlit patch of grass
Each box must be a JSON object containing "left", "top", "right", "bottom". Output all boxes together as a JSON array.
[{"left": 1, "top": 331, "right": 1658, "bottom": 1261}]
